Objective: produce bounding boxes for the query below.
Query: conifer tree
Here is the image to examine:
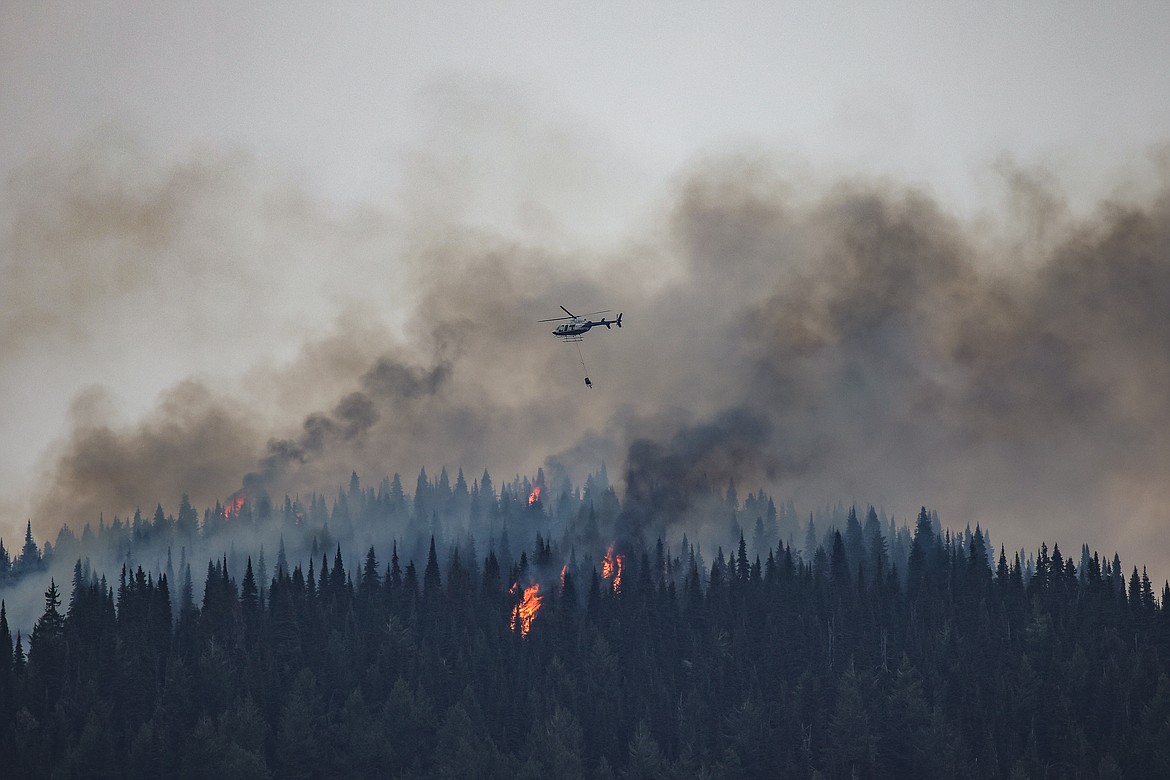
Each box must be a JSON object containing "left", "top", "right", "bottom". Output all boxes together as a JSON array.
[
  {"left": 907, "top": 507, "right": 936, "bottom": 596},
  {"left": 0, "top": 600, "right": 11, "bottom": 677},
  {"left": 863, "top": 506, "right": 887, "bottom": 578},
  {"left": 330, "top": 545, "right": 346, "bottom": 591},
  {"left": 803, "top": 515, "right": 818, "bottom": 563},
  {"left": 152, "top": 503, "right": 169, "bottom": 536},
  {"left": 829, "top": 530, "right": 851, "bottom": 594},
  {"left": 29, "top": 579, "right": 66, "bottom": 701},
  {"left": 389, "top": 541, "right": 402, "bottom": 589},
  {"left": 275, "top": 535, "right": 288, "bottom": 579},
  {"left": 481, "top": 550, "right": 500, "bottom": 596},
  {"left": 423, "top": 536, "right": 442, "bottom": 598},
  {"left": 359, "top": 546, "right": 381, "bottom": 600},
  {"left": 844, "top": 506, "right": 865, "bottom": 575},
  {"left": 180, "top": 562, "right": 195, "bottom": 615},
  {"left": 19, "top": 519, "right": 39, "bottom": 572},
  {"left": 736, "top": 533, "right": 750, "bottom": 583},
  {"left": 240, "top": 557, "right": 259, "bottom": 617},
  {"left": 402, "top": 560, "right": 419, "bottom": 602}
]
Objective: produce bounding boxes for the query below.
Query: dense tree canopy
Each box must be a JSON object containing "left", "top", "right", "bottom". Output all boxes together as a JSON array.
[{"left": 2, "top": 472, "right": 1170, "bottom": 778}]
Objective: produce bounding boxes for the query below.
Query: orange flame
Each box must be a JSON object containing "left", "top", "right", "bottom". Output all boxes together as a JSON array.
[
  {"left": 560, "top": 564, "right": 567, "bottom": 590},
  {"left": 510, "top": 583, "right": 542, "bottom": 636},
  {"left": 224, "top": 490, "right": 247, "bottom": 519},
  {"left": 528, "top": 485, "right": 542, "bottom": 506},
  {"left": 602, "top": 544, "right": 624, "bottom": 593}
]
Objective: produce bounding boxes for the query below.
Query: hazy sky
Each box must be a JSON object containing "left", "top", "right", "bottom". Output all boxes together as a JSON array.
[
  {"left": 6, "top": 3, "right": 1169, "bottom": 207},
  {"left": 3, "top": 2, "right": 1170, "bottom": 570}
]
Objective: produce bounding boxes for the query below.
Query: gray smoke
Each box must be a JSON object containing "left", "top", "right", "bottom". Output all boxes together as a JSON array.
[
  {"left": 10, "top": 133, "right": 1170, "bottom": 577},
  {"left": 32, "top": 381, "right": 260, "bottom": 524},
  {"left": 619, "top": 407, "right": 774, "bottom": 547}
]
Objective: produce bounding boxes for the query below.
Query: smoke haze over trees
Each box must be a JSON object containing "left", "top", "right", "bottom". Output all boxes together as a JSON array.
[
  {"left": 4, "top": 467, "right": 1170, "bottom": 777},
  {"left": 5, "top": 135, "right": 1169, "bottom": 581}
]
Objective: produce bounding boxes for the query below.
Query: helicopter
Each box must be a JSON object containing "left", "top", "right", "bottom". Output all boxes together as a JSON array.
[
  {"left": 539, "top": 306, "right": 623, "bottom": 388},
  {"left": 538, "top": 306, "right": 623, "bottom": 342}
]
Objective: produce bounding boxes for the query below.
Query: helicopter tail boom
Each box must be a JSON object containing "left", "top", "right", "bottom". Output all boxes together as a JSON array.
[{"left": 596, "top": 313, "right": 623, "bottom": 330}]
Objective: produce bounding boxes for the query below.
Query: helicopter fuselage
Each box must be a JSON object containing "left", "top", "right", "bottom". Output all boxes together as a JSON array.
[
  {"left": 541, "top": 307, "right": 622, "bottom": 341},
  {"left": 553, "top": 319, "right": 593, "bottom": 337}
]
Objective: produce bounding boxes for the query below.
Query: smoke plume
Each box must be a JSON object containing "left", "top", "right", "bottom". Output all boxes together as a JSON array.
[{"left": 8, "top": 128, "right": 1170, "bottom": 577}]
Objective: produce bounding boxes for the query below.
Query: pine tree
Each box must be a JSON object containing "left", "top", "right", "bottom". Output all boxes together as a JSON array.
[
  {"left": 863, "top": 505, "right": 887, "bottom": 578},
  {"left": 403, "top": 561, "right": 419, "bottom": 602},
  {"left": 389, "top": 542, "right": 402, "bottom": 590},
  {"left": 423, "top": 536, "right": 442, "bottom": 598},
  {"left": 414, "top": 467, "right": 431, "bottom": 525},
  {"left": 152, "top": 503, "right": 169, "bottom": 536},
  {"left": 19, "top": 520, "right": 39, "bottom": 572},
  {"left": 240, "top": 557, "right": 259, "bottom": 617},
  {"left": 844, "top": 506, "right": 866, "bottom": 575},
  {"left": 0, "top": 600, "right": 12, "bottom": 677},
  {"left": 330, "top": 545, "right": 346, "bottom": 592},
  {"left": 736, "top": 532, "right": 750, "bottom": 583},
  {"left": 803, "top": 515, "right": 818, "bottom": 564},
  {"left": 829, "top": 529, "right": 851, "bottom": 592},
  {"left": 180, "top": 562, "right": 195, "bottom": 615},
  {"left": 256, "top": 546, "right": 268, "bottom": 600},
  {"left": 28, "top": 579, "right": 66, "bottom": 703},
  {"left": 907, "top": 506, "right": 936, "bottom": 597},
  {"left": 1142, "top": 567, "right": 1156, "bottom": 612},
  {"left": 359, "top": 546, "right": 381, "bottom": 600},
  {"left": 69, "top": 558, "right": 86, "bottom": 612}
]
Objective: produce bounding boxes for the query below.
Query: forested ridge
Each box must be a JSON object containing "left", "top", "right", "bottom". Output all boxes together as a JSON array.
[{"left": 2, "top": 468, "right": 1170, "bottom": 779}]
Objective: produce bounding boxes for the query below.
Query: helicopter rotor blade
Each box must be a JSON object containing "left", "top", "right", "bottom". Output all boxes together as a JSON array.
[
  {"left": 581, "top": 310, "right": 611, "bottom": 317},
  {"left": 559, "top": 305, "right": 576, "bottom": 318},
  {"left": 538, "top": 316, "right": 573, "bottom": 322}
]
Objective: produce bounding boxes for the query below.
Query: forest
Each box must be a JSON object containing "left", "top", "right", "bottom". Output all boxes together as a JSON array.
[{"left": 2, "top": 466, "right": 1170, "bottom": 779}]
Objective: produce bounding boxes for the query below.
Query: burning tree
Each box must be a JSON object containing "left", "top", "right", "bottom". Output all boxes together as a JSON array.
[
  {"left": 602, "top": 544, "right": 624, "bottom": 593},
  {"left": 510, "top": 582, "right": 543, "bottom": 636}
]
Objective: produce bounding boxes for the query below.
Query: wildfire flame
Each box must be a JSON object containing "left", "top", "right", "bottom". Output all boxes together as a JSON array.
[
  {"left": 224, "top": 489, "right": 247, "bottom": 519},
  {"left": 528, "top": 485, "right": 542, "bottom": 506},
  {"left": 560, "top": 564, "right": 567, "bottom": 590},
  {"left": 602, "top": 544, "right": 624, "bottom": 593},
  {"left": 510, "top": 583, "right": 542, "bottom": 636}
]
